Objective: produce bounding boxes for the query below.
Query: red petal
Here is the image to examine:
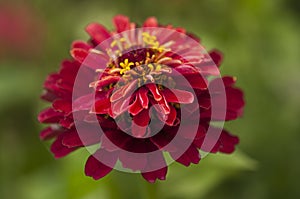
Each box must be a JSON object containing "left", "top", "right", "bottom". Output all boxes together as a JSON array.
[
  {"left": 119, "top": 151, "right": 147, "bottom": 171},
  {"left": 73, "top": 93, "right": 94, "bottom": 112},
  {"left": 110, "top": 80, "right": 138, "bottom": 102},
  {"left": 53, "top": 99, "right": 72, "bottom": 114},
  {"left": 85, "top": 23, "right": 111, "bottom": 44},
  {"left": 111, "top": 97, "right": 130, "bottom": 117},
  {"left": 173, "top": 71, "right": 208, "bottom": 90},
  {"left": 171, "top": 145, "right": 200, "bottom": 167},
  {"left": 71, "top": 40, "right": 91, "bottom": 51},
  {"left": 209, "top": 49, "right": 223, "bottom": 67},
  {"left": 162, "top": 88, "right": 194, "bottom": 104},
  {"left": 85, "top": 149, "right": 118, "bottom": 180},
  {"left": 50, "top": 134, "right": 78, "bottom": 158},
  {"left": 101, "top": 130, "right": 131, "bottom": 151},
  {"left": 143, "top": 17, "right": 158, "bottom": 27},
  {"left": 70, "top": 48, "right": 108, "bottom": 70},
  {"left": 218, "top": 130, "right": 239, "bottom": 154},
  {"left": 91, "top": 76, "right": 121, "bottom": 90},
  {"left": 141, "top": 152, "right": 167, "bottom": 183},
  {"left": 38, "top": 108, "right": 63, "bottom": 123},
  {"left": 132, "top": 109, "right": 150, "bottom": 138},
  {"left": 62, "top": 126, "right": 102, "bottom": 147},
  {"left": 93, "top": 98, "right": 111, "bottom": 114},
  {"left": 113, "top": 15, "right": 130, "bottom": 33},
  {"left": 165, "top": 105, "right": 177, "bottom": 126},
  {"left": 59, "top": 117, "right": 74, "bottom": 129},
  {"left": 146, "top": 84, "right": 162, "bottom": 101},
  {"left": 142, "top": 167, "right": 167, "bottom": 183},
  {"left": 138, "top": 87, "right": 149, "bottom": 109},
  {"left": 39, "top": 126, "right": 63, "bottom": 140},
  {"left": 209, "top": 76, "right": 236, "bottom": 90},
  {"left": 156, "top": 95, "right": 170, "bottom": 115},
  {"left": 128, "top": 95, "right": 143, "bottom": 116},
  {"left": 70, "top": 48, "right": 88, "bottom": 64}
]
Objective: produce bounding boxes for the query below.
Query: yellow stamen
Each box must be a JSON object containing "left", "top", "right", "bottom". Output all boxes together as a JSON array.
[{"left": 119, "top": 59, "right": 134, "bottom": 74}]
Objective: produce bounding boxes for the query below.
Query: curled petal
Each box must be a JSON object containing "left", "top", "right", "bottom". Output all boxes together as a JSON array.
[
  {"left": 146, "top": 84, "right": 162, "bottom": 101},
  {"left": 90, "top": 76, "right": 121, "bottom": 90},
  {"left": 110, "top": 80, "right": 137, "bottom": 102},
  {"left": 165, "top": 105, "right": 178, "bottom": 126},
  {"left": 129, "top": 94, "right": 143, "bottom": 116},
  {"left": 138, "top": 87, "right": 149, "bottom": 109}
]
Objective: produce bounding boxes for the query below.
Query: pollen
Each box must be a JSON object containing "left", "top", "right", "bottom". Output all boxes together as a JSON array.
[{"left": 119, "top": 59, "right": 134, "bottom": 74}]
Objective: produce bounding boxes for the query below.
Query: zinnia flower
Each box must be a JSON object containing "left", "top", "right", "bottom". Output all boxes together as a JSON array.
[{"left": 38, "top": 15, "right": 245, "bottom": 183}]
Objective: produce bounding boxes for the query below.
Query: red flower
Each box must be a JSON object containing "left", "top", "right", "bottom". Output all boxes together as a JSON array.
[{"left": 38, "top": 15, "right": 245, "bottom": 183}]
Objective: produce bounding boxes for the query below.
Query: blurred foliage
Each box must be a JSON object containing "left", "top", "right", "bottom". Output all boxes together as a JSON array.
[{"left": 1, "top": 0, "right": 300, "bottom": 198}]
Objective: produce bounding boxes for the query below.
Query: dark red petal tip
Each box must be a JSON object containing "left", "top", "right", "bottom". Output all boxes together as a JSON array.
[{"left": 141, "top": 167, "right": 168, "bottom": 183}]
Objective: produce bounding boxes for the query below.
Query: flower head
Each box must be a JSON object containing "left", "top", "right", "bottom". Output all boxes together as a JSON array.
[{"left": 38, "top": 15, "right": 245, "bottom": 183}]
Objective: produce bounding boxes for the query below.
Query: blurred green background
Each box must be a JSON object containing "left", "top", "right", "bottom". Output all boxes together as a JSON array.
[{"left": 1, "top": 0, "right": 300, "bottom": 198}]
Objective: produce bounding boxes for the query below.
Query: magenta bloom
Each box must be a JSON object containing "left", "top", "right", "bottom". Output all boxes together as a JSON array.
[{"left": 38, "top": 15, "right": 245, "bottom": 183}]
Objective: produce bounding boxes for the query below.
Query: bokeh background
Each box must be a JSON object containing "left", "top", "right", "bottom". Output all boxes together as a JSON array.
[{"left": 1, "top": 0, "right": 300, "bottom": 198}]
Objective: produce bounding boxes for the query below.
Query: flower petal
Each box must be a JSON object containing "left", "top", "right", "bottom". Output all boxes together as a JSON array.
[
  {"left": 38, "top": 108, "right": 63, "bottom": 123},
  {"left": 146, "top": 84, "right": 162, "bottom": 101},
  {"left": 141, "top": 152, "right": 167, "bottom": 183},
  {"left": 119, "top": 152, "right": 147, "bottom": 171},
  {"left": 85, "top": 23, "right": 111, "bottom": 44},
  {"left": 62, "top": 125, "right": 102, "bottom": 147},
  {"left": 142, "top": 167, "right": 167, "bottom": 183},
  {"left": 162, "top": 88, "right": 194, "bottom": 104},
  {"left": 138, "top": 87, "right": 149, "bottom": 109},
  {"left": 39, "top": 126, "right": 63, "bottom": 140},
  {"left": 165, "top": 105, "right": 178, "bottom": 126},
  {"left": 71, "top": 40, "right": 92, "bottom": 51},
  {"left": 209, "top": 49, "right": 223, "bottom": 67},
  {"left": 50, "top": 134, "right": 78, "bottom": 158},
  {"left": 53, "top": 99, "right": 72, "bottom": 114},
  {"left": 85, "top": 149, "right": 118, "bottom": 180},
  {"left": 113, "top": 15, "right": 130, "bottom": 33},
  {"left": 128, "top": 94, "right": 143, "bottom": 116},
  {"left": 143, "top": 17, "right": 158, "bottom": 27},
  {"left": 170, "top": 144, "right": 200, "bottom": 167},
  {"left": 132, "top": 108, "right": 150, "bottom": 138}
]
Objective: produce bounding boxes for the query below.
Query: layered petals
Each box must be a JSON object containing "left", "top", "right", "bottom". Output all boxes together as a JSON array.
[{"left": 38, "top": 14, "right": 244, "bottom": 183}]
